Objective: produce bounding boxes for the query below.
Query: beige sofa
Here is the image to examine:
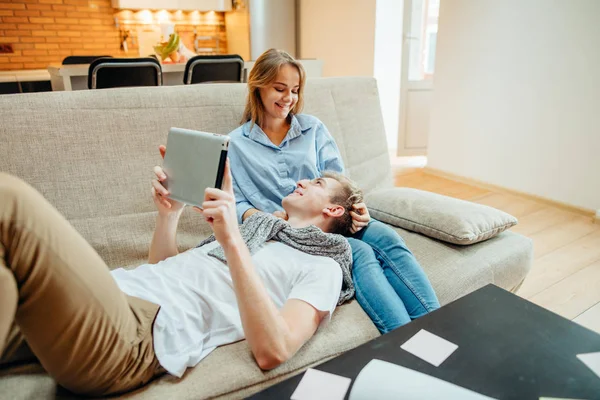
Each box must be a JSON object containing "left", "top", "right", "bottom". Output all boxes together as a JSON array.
[{"left": 0, "top": 77, "right": 533, "bottom": 399}]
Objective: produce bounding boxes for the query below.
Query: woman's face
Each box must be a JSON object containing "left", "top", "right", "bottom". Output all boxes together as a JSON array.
[{"left": 259, "top": 64, "right": 300, "bottom": 122}]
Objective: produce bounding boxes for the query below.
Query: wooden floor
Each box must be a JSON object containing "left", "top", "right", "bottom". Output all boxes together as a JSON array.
[{"left": 392, "top": 158, "right": 600, "bottom": 333}]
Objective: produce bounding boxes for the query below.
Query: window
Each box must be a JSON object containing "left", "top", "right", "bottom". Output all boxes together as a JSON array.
[{"left": 408, "top": 0, "right": 440, "bottom": 81}]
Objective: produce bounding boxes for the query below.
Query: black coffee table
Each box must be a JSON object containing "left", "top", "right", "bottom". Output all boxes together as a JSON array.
[{"left": 250, "top": 284, "right": 600, "bottom": 400}]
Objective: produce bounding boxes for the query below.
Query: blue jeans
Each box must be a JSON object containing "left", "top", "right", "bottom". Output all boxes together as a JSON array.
[{"left": 348, "top": 220, "right": 440, "bottom": 333}]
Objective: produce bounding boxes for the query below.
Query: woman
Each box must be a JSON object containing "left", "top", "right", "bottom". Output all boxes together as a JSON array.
[{"left": 226, "top": 49, "right": 440, "bottom": 333}]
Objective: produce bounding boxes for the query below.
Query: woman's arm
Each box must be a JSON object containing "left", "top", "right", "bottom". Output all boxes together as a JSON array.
[
  {"left": 230, "top": 152, "right": 285, "bottom": 223},
  {"left": 350, "top": 203, "right": 370, "bottom": 234},
  {"left": 233, "top": 172, "right": 261, "bottom": 223},
  {"left": 228, "top": 142, "right": 263, "bottom": 224},
  {"left": 242, "top": 208, "right": 260, "bottom": 221},
  {"left": 315, "top": 121, "right": 345, "bottom": 173}
]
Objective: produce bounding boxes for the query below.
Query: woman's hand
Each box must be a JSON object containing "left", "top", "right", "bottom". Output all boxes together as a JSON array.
[
  {"left": 349, "top": 203, "right": 370, "bottom": 234},
  {"left": 273, "top": 210, "right": 288, "bottom": 220},
  {"left": 152, "top": 145, "right": 185, "bottom": 217}
]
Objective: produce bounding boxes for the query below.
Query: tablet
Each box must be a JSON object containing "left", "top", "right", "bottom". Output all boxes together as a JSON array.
[{"left": 162, "top": 127, "right": 229, "bottom": 209}]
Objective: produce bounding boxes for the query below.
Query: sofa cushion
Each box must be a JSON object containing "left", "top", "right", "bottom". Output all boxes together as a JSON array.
[
  {"left": 0, "top": 226, "right": 533, "bottom": 399},
  {"left": 396, "top": 227, "right": 533, "bottom": 304},
  {"left": 0, "top": 301, "right": 379, "bottom": 400},
  {"left": 366, "top": 188, "right": 518, "bottom": 245}
]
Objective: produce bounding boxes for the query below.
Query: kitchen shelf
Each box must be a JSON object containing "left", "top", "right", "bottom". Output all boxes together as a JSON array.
[
  {"left": 111, "top": 0, "right": 232, "bottom": 12},
  {"left": 117, "top": 20, "right": 225, "bottom": 26}
]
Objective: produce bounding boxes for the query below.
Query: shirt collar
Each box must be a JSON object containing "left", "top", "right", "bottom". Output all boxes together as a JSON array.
[{"left": 242, "top": 115, "right": 309, "bottom": 148}]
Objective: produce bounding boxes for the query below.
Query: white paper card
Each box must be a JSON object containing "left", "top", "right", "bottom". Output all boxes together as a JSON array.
[
  {"left": 290, "top": 368, "right": 352, "bottom": 400},
  {"left": 539, "top": 397, "right": 585, "bottom": 400},
  {"left": 400, "top": 329, "right": 459, "bottom": 367},
  {"left": 349, "top": 359, "right": 496, "bottom": 400},
  {"left": 577, "top": 351, "right": 600, "bottom": 378}
]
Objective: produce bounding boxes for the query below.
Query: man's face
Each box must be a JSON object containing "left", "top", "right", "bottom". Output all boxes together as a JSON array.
[{"left": 282, "top": 177, "right": 343, "bottom": 218}]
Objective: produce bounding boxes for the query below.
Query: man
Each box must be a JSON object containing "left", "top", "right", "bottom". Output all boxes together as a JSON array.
[{"left": 0, "top": 162, "right": 362, "bottom": 396}]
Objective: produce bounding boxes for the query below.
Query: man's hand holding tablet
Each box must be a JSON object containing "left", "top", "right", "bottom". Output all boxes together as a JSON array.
[
  {"left": 152, "top": 127, "right": 230, "bottom": 214},
  {"left": 152, "top": 145, "right": 184, "bottom": 217}
]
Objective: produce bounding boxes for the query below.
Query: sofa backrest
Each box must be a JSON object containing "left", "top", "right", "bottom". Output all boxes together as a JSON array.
[{"left": 0, "top": 77, "right": 391, "bottom": 268}]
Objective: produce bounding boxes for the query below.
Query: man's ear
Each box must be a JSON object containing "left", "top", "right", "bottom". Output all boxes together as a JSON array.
[{"left": 322, "top": 205, "right": 345, "bottom": 218}]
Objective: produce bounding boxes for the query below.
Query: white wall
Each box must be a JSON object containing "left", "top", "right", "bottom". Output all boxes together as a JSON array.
[
  {"left": 428, "top": 0, "right": 600, "bottom": 211},
  {"left": 298, "top": 0, "right": 376, "bottom": 77},
  {"left": 374, "top": 0, "right": 403, "bottom": 150},
  {"left": 249, "top": 0, "right": 296, "bottom": 59},
  {"left": 225, "top": 8, "right": 251, "bottom": 60}
]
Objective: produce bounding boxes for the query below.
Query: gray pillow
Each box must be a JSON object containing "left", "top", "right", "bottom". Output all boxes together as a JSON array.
[{"left": 365, "top": 188, "right": 518, "bottom": 245}]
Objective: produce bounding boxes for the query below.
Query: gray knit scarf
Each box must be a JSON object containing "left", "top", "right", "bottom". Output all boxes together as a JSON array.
[{"left": 196, "top": 212, "right": 354, "bottom": 305}]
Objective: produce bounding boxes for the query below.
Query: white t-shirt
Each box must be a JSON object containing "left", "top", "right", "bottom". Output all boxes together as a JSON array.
[{"left": 110, "top": 241, "right": 342, "bottom": 378}]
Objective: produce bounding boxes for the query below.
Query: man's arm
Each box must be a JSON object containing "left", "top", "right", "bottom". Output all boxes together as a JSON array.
[
  {"left": 148, "top": 212, "right": 181, "bottom": 264},
  {"left": 222, "top": 240, "right": 325, "bottom": 369},
  {"left": 148, "top": 159, "right": 185, "bottom": 264},
  {"left": 201, "top": 161, "right": 325, "bottom": 369}
]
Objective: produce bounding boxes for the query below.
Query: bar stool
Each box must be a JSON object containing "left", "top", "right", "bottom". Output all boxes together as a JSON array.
[
  {"left": 183, "top": 54, "right": 244, "bottom": 84},
  {"left": 87, "top": 57, "right": 162, "bottom": 89},
  {"left": 62, "top": 55, "right": 112, "bottom": 65}
]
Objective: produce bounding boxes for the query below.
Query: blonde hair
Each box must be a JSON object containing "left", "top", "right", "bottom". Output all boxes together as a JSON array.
[
  {"left": 321, "top": 171, "right": 364, "bottom": 236},
  {"left": 241, "top": 49, "right": 306, "bottom": 126}
]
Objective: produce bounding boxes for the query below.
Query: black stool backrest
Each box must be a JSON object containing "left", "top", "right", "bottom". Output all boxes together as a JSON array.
[
  {"left": 88, "top": 57, "right": 162, "bottom": 89},
  {"left": 183, "top": 54, "right": 244, "bottom": 84},
  {"left": 63, "top": 55, "right": 112, "bottom": 65}
]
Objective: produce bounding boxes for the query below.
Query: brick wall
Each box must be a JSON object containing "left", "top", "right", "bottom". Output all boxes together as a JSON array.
[{"left": 0, "top": 1, "right": 227, "bottom": 71}]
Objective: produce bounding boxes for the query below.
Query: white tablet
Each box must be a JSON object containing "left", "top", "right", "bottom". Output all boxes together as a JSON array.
[{"left": 162, "top": 127, "right": 229, "bottom": 209}]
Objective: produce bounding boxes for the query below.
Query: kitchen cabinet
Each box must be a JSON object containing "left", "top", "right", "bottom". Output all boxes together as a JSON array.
[{"left": 111, "top": 0, "right": 232, "bottom": 11}]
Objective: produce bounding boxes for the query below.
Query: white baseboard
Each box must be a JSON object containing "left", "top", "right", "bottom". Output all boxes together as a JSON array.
[{"left": 424, "top": 167, "right": 597, "bottom": 219}]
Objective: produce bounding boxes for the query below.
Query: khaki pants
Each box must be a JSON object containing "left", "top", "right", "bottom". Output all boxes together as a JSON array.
[{"left": 0, "top": 173, "right": 163, "bottom": 396}]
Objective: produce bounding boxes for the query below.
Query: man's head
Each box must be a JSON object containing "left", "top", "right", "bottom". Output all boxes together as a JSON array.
[{"left": 281, "top": 172, "right": 364, "bottom": 236}]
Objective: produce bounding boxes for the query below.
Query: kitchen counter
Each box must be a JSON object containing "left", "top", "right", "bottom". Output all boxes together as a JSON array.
[
  {"left": 47, "top": 59, "right": 324, "bottom": 91},
  {"left": 0, "top": 69, "right": 51, "bottom": 83},
  {"left": 47, "top": 62, "right": 191, "bottom": 78}
]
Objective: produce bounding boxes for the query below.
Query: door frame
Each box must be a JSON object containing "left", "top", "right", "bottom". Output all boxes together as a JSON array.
[{"left": 396, "top": 0, "right": 433, "bottom": 156}]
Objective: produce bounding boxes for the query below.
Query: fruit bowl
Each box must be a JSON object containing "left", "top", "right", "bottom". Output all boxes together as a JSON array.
[{"left": 153, "top": 33, "right": 181, "bottom": 62}]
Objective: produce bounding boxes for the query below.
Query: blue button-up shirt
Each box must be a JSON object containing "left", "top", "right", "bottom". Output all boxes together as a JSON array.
[{"left": 228, "top": 114, "right": 345, "bottom": 223}]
